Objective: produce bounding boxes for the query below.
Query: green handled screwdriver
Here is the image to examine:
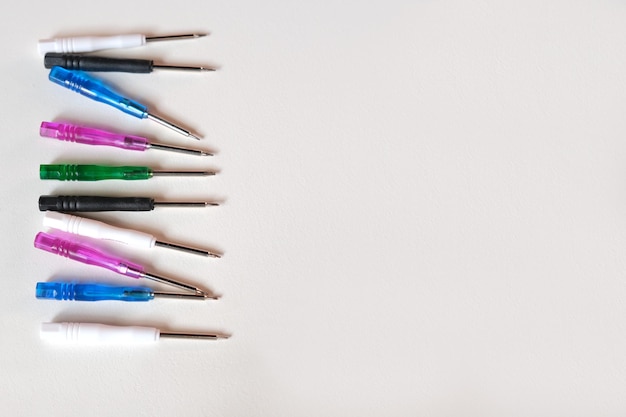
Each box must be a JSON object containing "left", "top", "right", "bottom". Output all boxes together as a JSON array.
[{"left": 40, "top": 164, "right": 215, "bottom": 181}]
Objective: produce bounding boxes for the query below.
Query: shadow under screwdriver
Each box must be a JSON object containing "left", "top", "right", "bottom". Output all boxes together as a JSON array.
[
  {"left": 39, "top": 195, "right": 218, "bottom": 212},
  {"left": 45, "top": 53, "right": 215, "bottom": 73}
]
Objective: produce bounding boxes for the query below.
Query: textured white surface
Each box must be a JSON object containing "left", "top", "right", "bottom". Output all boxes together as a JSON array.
[{"left": 1, "top": 0, "right": 626, "bottom": 415}]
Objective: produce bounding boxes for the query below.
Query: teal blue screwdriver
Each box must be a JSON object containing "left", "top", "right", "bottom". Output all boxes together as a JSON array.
[
  {"left": 36, "top": 282, "right": 217, "bottom": 301},
  {"left": 48, "top": 66, "right": 201, "bottom": 140}
]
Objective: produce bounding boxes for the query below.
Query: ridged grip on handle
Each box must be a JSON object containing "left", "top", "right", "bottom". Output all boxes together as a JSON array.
[
  {"left": 39, "top": 196, "right": 156, "bottom": 212},
  {"left": 40, "top": 322, "right": 159, "bottom": 344},
  {"left": 40, "top": 164, "right": 152, "bottom": 181},
  {"left": 48, "top": 67, "right": 148, "bottom": 119},
  {"left": 40, "top": 121, "right": 149, "bottom": 151},
  {"left": 38, "top": 34, "right": 146, "bottom": 54},
  {"left": 44, "top": 54, "right": 154, "bottom": 73},
  {"left": 34, "top": 232, "right": 144, "bottom": 278},
  {"left": 36, "top": 282, "right": 153, "bottom": 302},
  {"left": 43, "top": 212, "right": 156, "bottom": 248}
]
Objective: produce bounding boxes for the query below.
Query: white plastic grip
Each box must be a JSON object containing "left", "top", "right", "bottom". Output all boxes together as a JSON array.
[
  {"left": 37, "top": 34, "right": 146, "bottom": 54},
  {"left": 43, "top": 211, "right": 156, "bottom": 248},
  {"left": 40, "top": 322, "right": 160, "bottom": 344}
]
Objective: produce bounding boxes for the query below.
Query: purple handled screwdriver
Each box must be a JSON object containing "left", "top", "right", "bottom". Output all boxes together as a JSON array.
[
  {"left": 40, "top": 122, "right": 212, "bottom": 156},
  {"left": 34, "top": 232, "right": 208, "bottom": 296}
]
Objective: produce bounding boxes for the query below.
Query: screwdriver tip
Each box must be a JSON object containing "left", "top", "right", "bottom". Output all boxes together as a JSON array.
[{"left": 189, "top": 133, "right": 202, "bottom": 141}]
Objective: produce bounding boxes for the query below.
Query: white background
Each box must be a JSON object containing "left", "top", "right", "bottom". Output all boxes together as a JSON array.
[{"left": 1, "top": 1, "right": 626, "bottom": 415}]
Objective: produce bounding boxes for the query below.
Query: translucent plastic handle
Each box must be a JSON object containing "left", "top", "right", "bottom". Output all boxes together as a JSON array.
[
  {"left": 36, "top": 282, "right": 153, "bottom": 302},
  {"left": 40, "top": 164, "right": 152, "bottom": 181},
  {"left": 34, "top": 232, "right": 144, "bottom": 278},
  {"left": 43, "top": 212, "right": 156, "bottom": 248},
  {"left": 48, "top": 67, "right": 148, "bottom": 119},
  {"left": 40, "top": 121, "right": 149, "bottom": 151},
  {"left": 38, "top": 34, "right": 145, "bottom": 54},
  {"left": 40, "top": 322, "right": 159, "bottom": 344}
]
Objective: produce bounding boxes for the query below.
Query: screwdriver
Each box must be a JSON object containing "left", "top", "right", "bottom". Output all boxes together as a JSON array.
[
  {"left": 36, "top": 282, "right": 215, "bottom": 302},
  {"left": 43, "top": 211, "right": 221, "bottom": 258},
  {"left": 45, "top": 53, "right": 214, "bottom": 73},
  {"left": 49, "top": 67, "right": 201, "bottom": 140},
  {"left": 40, "top": 322, "right": 228, "bottom": 344},
  {"left": 39, "top": 195, "right": 217, "bottom": 212},
  {"left": 40, "top": 121, "right": 211, "bottom": 156},
  {"left": 40, "top": 164, "right": 214, "bottom": 181},
  {"left": 34, "top": 232, "right": 208, "bottom": 295},
  {"left": 38, "top": 33, "right": 207, "bottom": 54}
]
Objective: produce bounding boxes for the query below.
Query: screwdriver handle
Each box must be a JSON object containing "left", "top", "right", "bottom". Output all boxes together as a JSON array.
[
  {"left": 39, "top": 195, "right": 155, "bottom": 212},
  {"left": 44, "top": 53, "right": 154, "bottom": 73},
  {"left": 40, "top": 121, "right": 149, "bottom": 151},
  {"left": 38, "top": 34, "right": 146, "bottom": 54},
  {"left": 40, "top": 322, "right": 159, "bottom": 344},
  {"left": 49, "top": 67, "right": 148, "bottom": 119},
  {"left": 43, "top": 212, "right": 156, "bottom": 248},
  {"left": 40, "top": 164, "right": 152, "bottom": 181},
  {"left": 34, "top": 232, "right": 144, "bottom": 278},
  {"left": 36, "top": 282, "right": 153, "bottom": 302}
]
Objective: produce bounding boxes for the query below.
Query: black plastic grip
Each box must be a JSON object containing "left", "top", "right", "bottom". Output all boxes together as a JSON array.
[
  {"left": 44, "top": 53, "right": 154, "bottom": 73},
  {"left": 39, "top": 195, "right": 155, "bottom": 212}
]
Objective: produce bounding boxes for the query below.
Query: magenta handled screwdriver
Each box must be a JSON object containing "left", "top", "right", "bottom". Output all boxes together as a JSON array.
[
  {"left": 34, "top": 232, "right": 209, "bottom": 295},
  {"left": 40, "top": 122, "right": 211, "bottom": 156}
]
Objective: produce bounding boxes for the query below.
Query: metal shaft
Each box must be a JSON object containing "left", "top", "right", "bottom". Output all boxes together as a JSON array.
[
  {"left": 151, "top": 170, "right": 215, "bottom": 177},
  {"left": 155, "top": 240, "right": 221, "bottom": 258},
  {"left": 139, "top": 271, "right": 205, "bottom": 295},
  {"left": 146, "top": 34, "right": 207, "bottom": 42},
  {"left": 147, "top": 113, "right": 201, "bottom": 140},
  {"left": 148, "top": 142, "right": 212, "bottom": 156},
  {"left": 153, "top": 64, "right": 215, "bottom": 72},
  {"left": 152, "top": 291, "right": 216, "bottom": 299},
  {"left": 159, "top": 332, "right": 228, "bottom": 340},
  {"left": 153, "top": 201, "right": 217, "bottom": 207}
]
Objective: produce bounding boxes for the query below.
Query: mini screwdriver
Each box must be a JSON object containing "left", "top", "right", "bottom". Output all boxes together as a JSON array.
[
  {"left": 40, "top": 164, "right": 214, "bottom": 181},
  {"left": 36, "top": 282, "right": 215, "bottom": 302},
  {"left": 38, "top": 33, "right": 207, "bottom": 54},
  {"left": 45, "top": 53, "right": 214, "bottom": 73},
  {"left": 43, "top": 211, "right": 221, "bottom": 258},
  {"left": 39, "top": 195, "right": 217, "bottom": 212},
  {"left": 40, "top": 322, "right": 228, "bottom": 344},
  {"left": 40, "top": 121, "right": 212, "bottom": 156},
  {"left": 49, "top": 67, "right": 201, "bottom": 140},
  {"left": 34, "top": 232, "right": 208, "bottom": 295}
]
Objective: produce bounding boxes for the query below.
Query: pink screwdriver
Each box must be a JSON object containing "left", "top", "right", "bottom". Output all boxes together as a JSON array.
[
  {"left": 40, "top": 121, "right": 212, "bottom": 156},
  {"left": 34, "top": 232, "right": 209, "bottom": 296}
]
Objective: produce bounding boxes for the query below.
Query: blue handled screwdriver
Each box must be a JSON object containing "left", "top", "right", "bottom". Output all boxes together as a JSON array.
[
  {"left": 36, "top": 281, "right": 217, "bottom": 302},
  {"left": 48, "top": 66, "right": 201, "bottom": 140}
]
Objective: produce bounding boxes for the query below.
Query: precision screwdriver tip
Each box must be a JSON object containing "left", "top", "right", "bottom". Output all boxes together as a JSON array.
[{"left": 189, "top": 133, "right": 202, "bottom": 141}]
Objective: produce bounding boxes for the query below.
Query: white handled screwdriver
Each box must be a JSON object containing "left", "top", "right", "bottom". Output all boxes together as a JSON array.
[
  {"left": 40, "top": 322, "right": 228, "bottom": 344},
  {"left": 38, "top": 33, "right": 206, "bottom": 55},
  {"left": 43, "top": 211, "right": 220, "bottom": 258}
]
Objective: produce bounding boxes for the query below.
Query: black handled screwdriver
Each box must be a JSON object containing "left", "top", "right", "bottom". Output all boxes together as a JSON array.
[
  {"left": 44, "top": 53, "right": 215, "bottom": 73},
  {"left": 39, "top": 195, "right": 219, "bottom": 212}
]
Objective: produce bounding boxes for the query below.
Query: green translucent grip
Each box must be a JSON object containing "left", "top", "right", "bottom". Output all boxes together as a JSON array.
[{"left": 40, "top": 164, "right": 152, "bottom": 181}]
